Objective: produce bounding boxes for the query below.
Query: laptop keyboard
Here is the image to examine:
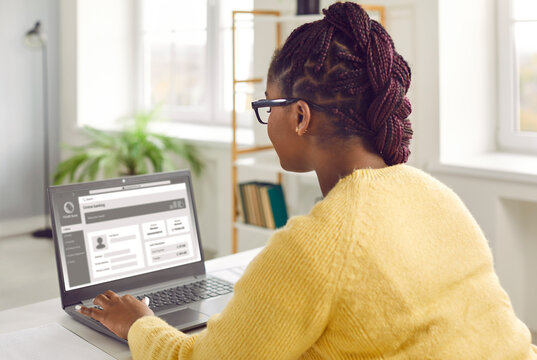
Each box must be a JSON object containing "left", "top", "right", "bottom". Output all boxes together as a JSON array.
[{"left": 139, "top": 277, "right": 234, "bottom": 312}]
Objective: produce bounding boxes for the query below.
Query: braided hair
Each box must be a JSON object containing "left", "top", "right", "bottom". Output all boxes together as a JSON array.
[{"left": 268, "top": 2, "right": 412, "bottom": 165}]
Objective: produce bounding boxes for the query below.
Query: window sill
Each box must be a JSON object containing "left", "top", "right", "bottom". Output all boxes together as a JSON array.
[
  {"left": 149, "top": 122, "right": 255, "bottom": 147},
  {"left": 91, "top": 121, "right": 256, "bottom": 148},
  {"left": 429, "top": 152, "right": 537, "bottom": 185}
]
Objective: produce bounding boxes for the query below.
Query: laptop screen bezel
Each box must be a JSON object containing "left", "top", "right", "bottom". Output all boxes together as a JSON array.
[{"left": 48, "top": 170, "right": 206, "bottom": 308}]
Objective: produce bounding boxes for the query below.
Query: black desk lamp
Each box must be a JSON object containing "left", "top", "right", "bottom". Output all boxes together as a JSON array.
[{"left": 25, "top": 21, "right": 53, "bottom": 239}]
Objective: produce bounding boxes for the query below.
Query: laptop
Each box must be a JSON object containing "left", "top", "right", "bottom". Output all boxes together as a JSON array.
[{"left": 48, "top": 170, "right": 234, "bottom": 343}]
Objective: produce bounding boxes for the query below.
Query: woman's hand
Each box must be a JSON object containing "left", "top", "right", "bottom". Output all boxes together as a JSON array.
[{"left": 78, "top": 290, "right": 154, "bottom": 339}]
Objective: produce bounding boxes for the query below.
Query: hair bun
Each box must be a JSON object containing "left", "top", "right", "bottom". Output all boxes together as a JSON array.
[{"left": 324, "top": 2, "right": 412, "bottom": 165}]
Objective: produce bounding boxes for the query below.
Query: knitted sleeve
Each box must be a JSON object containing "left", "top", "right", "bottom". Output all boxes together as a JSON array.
[{"left": 127, "top": 215, "right": 342, "bottom": 359}]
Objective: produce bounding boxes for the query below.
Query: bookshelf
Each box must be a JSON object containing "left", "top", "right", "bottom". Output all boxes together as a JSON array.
[{"left": 230, "top": 6, "right": 386, "bottom": 253}]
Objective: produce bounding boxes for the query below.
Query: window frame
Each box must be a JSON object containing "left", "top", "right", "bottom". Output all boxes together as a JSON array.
[
  {"left": 136, "top": 0, "right": 227, "bottom": 126},
  {"left": 498, "top": 0, "right": 537, "bottom": 153}
]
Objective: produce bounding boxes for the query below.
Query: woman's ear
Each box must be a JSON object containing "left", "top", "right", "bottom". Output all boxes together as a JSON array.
[{"left": 295, "top": 100, "right": 311, "bottom": 136}]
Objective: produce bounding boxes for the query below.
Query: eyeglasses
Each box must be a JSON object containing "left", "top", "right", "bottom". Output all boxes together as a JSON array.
[{"left": 251, "top": 98, "right": 327, "bottom": 124}]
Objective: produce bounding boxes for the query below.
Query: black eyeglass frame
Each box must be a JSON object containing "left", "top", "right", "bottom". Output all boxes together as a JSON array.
[{"left": 251, "top": 98, "right": 327, "bottom": 124}]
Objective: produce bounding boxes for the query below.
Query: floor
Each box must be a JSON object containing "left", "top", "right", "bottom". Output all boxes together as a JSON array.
[
  {"left": 0, "top": 233, "right": 216, "bottom": 312},
  {"left": 0, "top": 234, "right": 59, "bottom": 311}
]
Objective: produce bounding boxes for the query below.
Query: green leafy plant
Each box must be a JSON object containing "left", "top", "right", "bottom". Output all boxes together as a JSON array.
[{"left": 53, "top": 109, "right": 204, "bottom": 184}]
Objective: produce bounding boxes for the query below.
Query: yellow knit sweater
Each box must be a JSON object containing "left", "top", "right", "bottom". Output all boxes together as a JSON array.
[{"left": 128, "top": 165, "right": 537, "bottom": 359}]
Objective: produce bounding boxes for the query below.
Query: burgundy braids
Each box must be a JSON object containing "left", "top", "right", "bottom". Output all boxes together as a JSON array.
[{"left": 267, "top": 2, "right": 413, "bottom": 165}]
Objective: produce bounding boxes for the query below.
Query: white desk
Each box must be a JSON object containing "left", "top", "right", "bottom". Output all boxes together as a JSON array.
[{"left": 0, "top": 247, "right": 263, "bottom": 359}]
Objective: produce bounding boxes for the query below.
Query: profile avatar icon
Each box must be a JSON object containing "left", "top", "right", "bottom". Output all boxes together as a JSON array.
[
  {"left": 96, "top": 237, "right": 106, "bottom": 249},
  {"left": 63, "top": 201, "right": 75, "bottom": 214}
]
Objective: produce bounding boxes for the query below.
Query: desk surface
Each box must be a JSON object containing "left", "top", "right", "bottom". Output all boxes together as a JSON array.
[{"left": 0, "top": 247, "right": 263, "bottom": 360}]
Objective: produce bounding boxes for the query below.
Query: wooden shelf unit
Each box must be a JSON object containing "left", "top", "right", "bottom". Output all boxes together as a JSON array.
[{"left": 231, "top": 10, "right": 282, "bottom": 254}]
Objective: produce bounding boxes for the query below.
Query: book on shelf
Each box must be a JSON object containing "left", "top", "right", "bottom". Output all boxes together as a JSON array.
[
  {"left": 246, "top": 183, "right": 261, "bottom": 227},
  {"left": 235, "top": 184, "right": 245, "bottom": 223},
  {"left": 237, "top": 181, "right": 288, "bottom": 229},
  {"left": 239, "top": 182, "right": 254, "bottom": 226},
  {"left": 250, "top": 183, "right": 265, "bottom": 228},
  {"left": 253, "top": 184, "right": 266, "bottom": 228},
  {"left": 259, "top": 186, "right": 275, "bottom": 229}
]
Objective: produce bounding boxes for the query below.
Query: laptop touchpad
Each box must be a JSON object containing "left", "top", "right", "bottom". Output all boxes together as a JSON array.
[{"left": 160, "top": 308, "right": 209, "bottom": 328}]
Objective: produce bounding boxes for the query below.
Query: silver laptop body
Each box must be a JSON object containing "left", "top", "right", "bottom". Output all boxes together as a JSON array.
[{"left": 48, "top": 170, "right": 233, "bottom": 343}]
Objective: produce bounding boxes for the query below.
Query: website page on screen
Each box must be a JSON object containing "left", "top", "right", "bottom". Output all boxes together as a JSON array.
[{"left": 51, "top": 181, "right": 202, "bottom": 291}]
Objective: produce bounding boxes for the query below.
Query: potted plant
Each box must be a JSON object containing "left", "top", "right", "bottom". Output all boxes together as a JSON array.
[{"left": 53, "top": 108, "right": 204, "bottom": 184}]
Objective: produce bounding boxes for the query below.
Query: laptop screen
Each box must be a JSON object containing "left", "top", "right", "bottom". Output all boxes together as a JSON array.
[{"left": 49, "top": 172, "right": 203, "bottom": 292}]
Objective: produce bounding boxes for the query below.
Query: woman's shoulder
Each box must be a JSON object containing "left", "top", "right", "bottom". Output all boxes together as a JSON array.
[{"left": 327, "top": 164, "right": 461, "bottom": 202}]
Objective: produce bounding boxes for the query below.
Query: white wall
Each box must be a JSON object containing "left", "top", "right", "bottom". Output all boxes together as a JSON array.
[
  {"left": 0, "top": 0, "right": 60, "bottom": 235},
  {"left": 438, "top": 0, "right": 496, "bottom": 161}
]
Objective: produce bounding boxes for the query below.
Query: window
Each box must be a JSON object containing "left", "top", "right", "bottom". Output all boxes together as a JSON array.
[
  {"left": 139, "top": 0, "right": 254, "bottom": 125},
  {"left": 498, "top": 0, "right": 537, "bottom": 152}
]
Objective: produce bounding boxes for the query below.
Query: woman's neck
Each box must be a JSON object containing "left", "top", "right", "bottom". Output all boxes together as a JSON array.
[{"left": 313, "top": 144, "right": 387, "bottom": 197}]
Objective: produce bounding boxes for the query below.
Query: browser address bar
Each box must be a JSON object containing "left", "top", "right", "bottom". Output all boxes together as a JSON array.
[
  {"left": 88, "top": 180, "right": 171, "bottom": 194},
  {"left": 82, "top": 182, "right": 182, "bottom": 203}
]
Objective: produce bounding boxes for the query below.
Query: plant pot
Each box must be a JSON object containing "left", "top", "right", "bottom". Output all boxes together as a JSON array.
[{"left": 297, "top": 0, "right": 320, "bottom": 15}]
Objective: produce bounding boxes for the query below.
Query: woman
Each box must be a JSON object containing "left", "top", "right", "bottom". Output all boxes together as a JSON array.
[{"left": 80, "top": 3, "right": 537, "bottom": 359}]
